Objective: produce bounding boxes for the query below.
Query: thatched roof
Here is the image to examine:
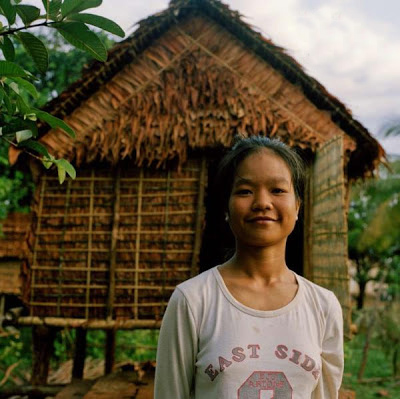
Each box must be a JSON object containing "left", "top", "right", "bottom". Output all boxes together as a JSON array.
[{"left": 18, "top": 0, "right": 384, "bottom": 178}]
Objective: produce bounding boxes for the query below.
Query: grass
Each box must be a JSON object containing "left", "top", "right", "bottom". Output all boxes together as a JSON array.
[{"left": 343, "top": 333, "right": 400, "bottom": 398}]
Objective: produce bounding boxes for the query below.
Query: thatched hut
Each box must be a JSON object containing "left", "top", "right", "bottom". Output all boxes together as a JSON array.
[
  {"left": 0, "top": 213, "right": 30, "bottom": 318},
  {"left": 13, "top": 0, "right": 384, "bottom": 383}
]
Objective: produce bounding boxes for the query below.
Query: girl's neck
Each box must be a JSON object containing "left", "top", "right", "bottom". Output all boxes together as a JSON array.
[{"left": 225, "top": 244, "right": 292, "bottom": 283}]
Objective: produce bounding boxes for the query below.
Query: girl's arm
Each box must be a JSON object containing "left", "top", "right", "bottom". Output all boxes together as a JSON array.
[
  {"left": 154, "top": 288, "right": 198, "bottom": 399},
  {"left": 312, "top": 293, "right": 344, "bottom": 399}
]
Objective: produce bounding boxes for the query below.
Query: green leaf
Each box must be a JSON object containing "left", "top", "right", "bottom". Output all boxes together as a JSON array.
[
  {"left": 67, "top": 13, "right": 124, "bottom": 37},
  {"left": 61, "top": 0, "right": 102, "bottom": 18},
  {"left": 15, "top": 129, "right": 32, "bottom": 143},
  {"left": 0, "top": 60, "right": 28, "bottom": 77},
  {"left": 57, "top": 163, "right": 66, "bottom": 183},
  {"left": 54, "top": 21, "right": 107, "bottom": 61},
  {"left": 2, "top": 89, "right": 13, "bottom": 114},
  {"left": 16, "top": 95, "right": 30, "bottom": 114},
  {"left": 0, "top": 0, "right": 16, "bottom": 25},
  {"left": 54, "top": 158, "right": 76, "bottom": 179},
  {"left": 17, "top": 139, "right": 50, "bottom": 158},
  {"left": 42, "top": 155, "right": 54, "bottom": 169},
  {"left": 41, "top": 0, "right": 62, "bottom": 20},
  {"left": 9, "top": 77, "right": 39, "bottom": 99},
  {"left": 33, "top": 108, "right": 76, "bottom": 138},
  {"left": 1, "top": 35, "right": 15, "bottom": 61},
  {"left": 16, "top": 32, "right": 48, "bottom": 74},
  {"left": 16, "top": 4, "right": 41, "bottom": 26}
]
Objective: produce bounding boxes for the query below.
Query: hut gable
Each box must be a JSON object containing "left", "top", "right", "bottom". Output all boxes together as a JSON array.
[{"left": 34, "top": 0, "right": 383, "bottom": 179}]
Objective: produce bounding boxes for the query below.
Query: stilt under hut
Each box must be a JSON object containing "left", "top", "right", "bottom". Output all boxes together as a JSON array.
[{"left": 11, "top": 0, "right": 384, "bottom": 385}]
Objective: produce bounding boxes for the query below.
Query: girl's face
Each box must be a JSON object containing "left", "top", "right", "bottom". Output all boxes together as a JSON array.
[{"left": 228, "top": 149, "right": 300, "bottom": 249}]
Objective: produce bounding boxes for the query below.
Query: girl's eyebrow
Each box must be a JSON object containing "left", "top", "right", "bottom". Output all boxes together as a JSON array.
[{"left": 234, "top": 176, "right": 290, "bottom": 186}]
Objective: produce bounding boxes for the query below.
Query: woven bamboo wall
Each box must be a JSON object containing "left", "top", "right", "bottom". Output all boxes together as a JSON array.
[
  {"left": 307, "top": 135, "right": 351, "bottom": 337},
  {"left": 25, "top": 158, "right": 207, "bottom": 323}
]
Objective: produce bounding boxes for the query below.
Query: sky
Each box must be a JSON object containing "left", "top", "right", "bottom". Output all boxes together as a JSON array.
[{"left": 92, "top": 0, "right": 400, "bottom": 157}]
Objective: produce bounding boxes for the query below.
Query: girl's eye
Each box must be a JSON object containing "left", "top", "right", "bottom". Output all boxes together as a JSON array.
[
  {"left": 272, "top": 188, "right": 286, "bottom": 194},
  {"left": 236, "top": 189, "right": 252, "bottom": 195}
]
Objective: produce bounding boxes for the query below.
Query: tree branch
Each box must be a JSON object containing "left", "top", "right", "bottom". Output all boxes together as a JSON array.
[{"left": 0, "top": 20, "right": 58, "bottom": 37}]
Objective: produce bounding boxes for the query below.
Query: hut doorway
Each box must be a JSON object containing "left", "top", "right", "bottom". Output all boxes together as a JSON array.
[{"left": 199, "top": 157, "right": 304, "bottom": 276}]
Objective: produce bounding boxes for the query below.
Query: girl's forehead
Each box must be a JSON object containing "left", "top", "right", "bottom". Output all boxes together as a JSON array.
[{"left": 235, "top": 149, "right": 292, "bottom": 178}]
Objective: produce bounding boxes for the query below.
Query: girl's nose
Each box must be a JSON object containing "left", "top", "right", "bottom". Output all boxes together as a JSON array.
[{"left": 252, "top": 190, "right": 273, "bottom": 211}]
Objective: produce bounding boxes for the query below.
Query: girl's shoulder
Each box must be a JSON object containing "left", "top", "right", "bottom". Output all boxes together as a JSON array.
[
  {"left": 296, "top": 274, "right": 342, "bottom": 317},
  {"left": 176, "top": 266, "right": 219, "bottom": 296}
]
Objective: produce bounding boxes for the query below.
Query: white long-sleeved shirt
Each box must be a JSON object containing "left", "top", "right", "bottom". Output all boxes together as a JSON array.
[{"left": 154, "top": 266, "right": 344, "bottom": 399}]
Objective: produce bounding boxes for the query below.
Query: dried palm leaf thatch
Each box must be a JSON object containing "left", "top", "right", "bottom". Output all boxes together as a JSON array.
[
  {"left": 29, "top": 0, "right": 384, "bottom": 179},
  {"left": 21, "top": 158, "right": 207, "bottom": 323},
  {"left": 40, "top": 17, "right": 356, "bottom": 172}
]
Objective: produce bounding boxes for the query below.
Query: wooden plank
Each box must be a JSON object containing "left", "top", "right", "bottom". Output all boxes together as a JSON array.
[
  {"left": 55, "top": 380, "right": 94, "bottom": 399},
  {"left": 83, "top": 370, "right": 138, "bottom": 399}
]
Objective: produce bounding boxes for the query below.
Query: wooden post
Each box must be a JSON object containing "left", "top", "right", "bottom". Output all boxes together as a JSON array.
[
  {"left": 105, "top": 330, "right": 116, "bottom": 375},
  {"left": 72, "top": 328, "right": 87, "bottom": 380},
  {"left": 31, "top": 326, "right": 57, "bottom": 386}
]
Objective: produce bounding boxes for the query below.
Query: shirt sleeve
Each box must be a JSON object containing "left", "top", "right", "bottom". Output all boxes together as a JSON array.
[
  {"left": 312, "top": 292, "right": 344, "bottom": 399},
  {"left": 154, "top": 287, "right": 198, "bottom": 399}
]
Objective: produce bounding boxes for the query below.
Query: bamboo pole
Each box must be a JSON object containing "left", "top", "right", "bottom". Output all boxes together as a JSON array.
[
  {"left": 134, "top": 169, "right": 144, "bottom": 320},
  {"left": 161, "top": 170, "right": 171, "bottom": 314},
  {"left": 85, "top": 169, "right": 95, "bottom": 319},
  {"left": 35, "top": 230, "right": 195, "bottom": 236},
  {"left": 30, "top": 178, "right": 46, "bottom": 315},
  {"left": 17, "top": 317, "right": 162, "bottom": 329},
  {"left": 107, "top": 167, "right": 121, "bottom": 321},
  {"left": 191, "top": 157, "right": 207, "bottom": 277},
  {"left": 39, "top": 210, "right": 194, "bottom": 217},
  {"left": 56, "top": 179, "right": 72, "bottom": 316}
]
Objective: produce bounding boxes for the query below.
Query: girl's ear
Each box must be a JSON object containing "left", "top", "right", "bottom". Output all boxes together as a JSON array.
[{"left": 296, "top": 199, "right": 301, "bottom": 215}]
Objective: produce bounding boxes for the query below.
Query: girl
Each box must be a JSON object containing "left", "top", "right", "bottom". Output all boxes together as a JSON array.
[{"left": 154, "top": 136, "right": 344, "bottom": 399}]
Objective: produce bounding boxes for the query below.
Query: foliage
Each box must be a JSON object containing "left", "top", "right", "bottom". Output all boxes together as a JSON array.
[
  {"left": 0, "top": 139, "right": 33, "bottom": 220},
  {"left": 0, "top": 327, "right": 158, "bottom": 387},
  {"left": 0, "top": 327, "right": 32, "bottom": 387},
  {"left": 348, "top": 159, "right": 400, "bottom": 308},
  {"left": 343, "top": 332, "right": 400, "bottom": 398},
  {"left": 52, "top": 329, "right": 158, "bottom": 365},
  {"left": 0, "top": 0, "right": 124, "bottom": 183},
  {"left": 0, "top": 31, "right": 115, "bottom": 219}
]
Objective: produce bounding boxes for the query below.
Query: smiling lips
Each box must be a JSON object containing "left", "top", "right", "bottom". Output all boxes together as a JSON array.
[{"left": 247, "top": 216, "right": 278, "bottom": 223}]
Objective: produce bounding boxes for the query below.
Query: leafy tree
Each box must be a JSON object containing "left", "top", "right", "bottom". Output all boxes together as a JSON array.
[
  {"left": 348, "top": 159, "right": 400, "bottom": 308},
  {"left": 0, "top": 0, "right": 124, "bottom": 183},
  {"left": 1, "top": 31, "right": 115, "bottom": 219}
]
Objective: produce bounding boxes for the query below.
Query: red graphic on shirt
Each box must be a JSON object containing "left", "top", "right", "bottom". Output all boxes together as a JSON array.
[{"left": 238, "top": 371, "right": 292, "bottom": 399}]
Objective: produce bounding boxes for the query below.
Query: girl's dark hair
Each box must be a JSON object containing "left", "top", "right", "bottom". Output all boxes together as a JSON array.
[{"left": 214, "top": 136, "right": 306, "bottom": 212}]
